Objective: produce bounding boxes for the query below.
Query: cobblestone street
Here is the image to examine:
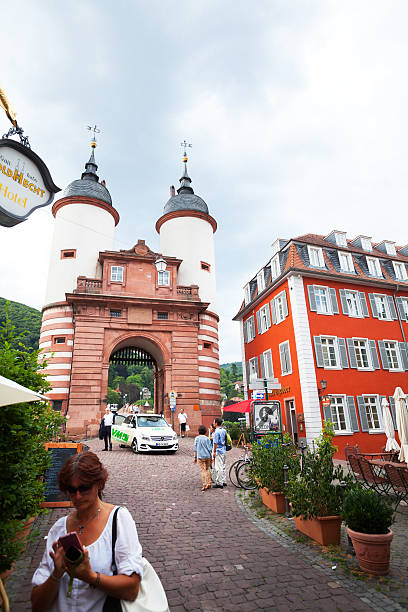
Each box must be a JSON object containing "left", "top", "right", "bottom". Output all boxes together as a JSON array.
[{"left": 6, "top": 437, "right": 404, "bottom": 611}]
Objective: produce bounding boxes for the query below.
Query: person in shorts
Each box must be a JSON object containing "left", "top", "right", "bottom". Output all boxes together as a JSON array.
[{"left": 177, "top": 408, "right": 188, "bottom": 437}]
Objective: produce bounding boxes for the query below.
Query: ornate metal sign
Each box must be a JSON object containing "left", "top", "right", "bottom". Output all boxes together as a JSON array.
[{"left": 0, "top": 138, "right": 60, "bottom": 227}]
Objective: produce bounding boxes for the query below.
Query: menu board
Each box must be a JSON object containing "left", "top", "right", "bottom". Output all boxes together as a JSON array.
[{"left": 41, "top": 443, "right": 82, "bottom": 508}]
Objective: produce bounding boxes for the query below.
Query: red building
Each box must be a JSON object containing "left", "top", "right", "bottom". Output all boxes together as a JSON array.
[{"left": 234, "top": 231, "right": 408, "bottom": 458}]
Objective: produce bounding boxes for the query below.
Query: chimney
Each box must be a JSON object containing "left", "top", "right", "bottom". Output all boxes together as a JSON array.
[
  {"left": 101, "top": 179, "right": 106, "bottom": 187},
  {"left": 170, "top": 185, "right": 175, "bottom": 197}
]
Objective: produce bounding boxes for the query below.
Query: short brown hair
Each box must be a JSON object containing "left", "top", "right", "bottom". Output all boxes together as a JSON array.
[
  {"left": 198, "top": 425, "right": 207, "bottom": 435},
  {"left": 58, "top": 451, "right": 108, "bottom": 494}
]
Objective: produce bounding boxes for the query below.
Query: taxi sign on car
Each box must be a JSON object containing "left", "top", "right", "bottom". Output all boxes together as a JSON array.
[{"left": 111, "top": 413, "right": 178, "bottom": 454}]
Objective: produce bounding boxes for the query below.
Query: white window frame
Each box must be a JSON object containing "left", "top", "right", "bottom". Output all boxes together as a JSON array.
[
  {"left": 259, "top": 304, "right": 270, "bottom": 333},
  {"left": 275, "top": 291, "right": 287, "bottom": 324},
  {"left": 244, "top": 283, "right": 251, "bottom": 305},
  {"left": 383, "top": 340, "right": 402, "bottom": 371},
  {"left": 393, "top": 261, "right": 408, "bottom": 281},
  {"left": 279, "top": 340, "right": 292, "bottom": 376},
  {"left": 344, "top": 290, "right": 362, "bottom": 318},
  {"left": 363, "top": 395, "right": 384, "bottom": 433},
  {"left": 353, "top": 338, "right": 372, "bottom": 370},
  {"left": 262, "top": 349, "right": 273, "bottom": 379},
  {"left": 385, "top": 242, "right": 396, "bottom": 256},
  {"left": 314, "top": 286, "right": 331, "bottom": 315},
  {"left": 374, "top": 294, "right": 391, "bottom": 321},
  {"left": 257, "top": 270, "right": 265, "bottom": 293},
  {"left": 400, "top": 298, "right": 408, "bottom": 319},
  {"left": 366, "top": 256, "right": 382, "bottom": 277},
  {"left": 320, "top": 336, "right": 340, "bottom": 369},
  {"left": 335, "top": 232, "right": 347, "bottom": 247},
  {"left": 249, "top": 357, "right": 259, "bottom": 382},
  {"left": 338, "top": 251, "right": 354, "bottom": 273},
  {"left": 110, "top": 266, "right": 124, "bottom": 282},
  {"left": 246, "top": 317, "right": 255, "bottom": 343},
  {"left": 329, "top": 395, "right": 352, "bottom": 434},
  {"left": 361, "top": 237, "right": 372, "bottom": 252},
  {"left": 270, "top": 254, "right": 280, "bottom": 280},
  {"left": 308, "top": 245, "right": 325, "bottom": 268},
  {"left": 158, "top": 270, "right": 170, "bottom": 286}
]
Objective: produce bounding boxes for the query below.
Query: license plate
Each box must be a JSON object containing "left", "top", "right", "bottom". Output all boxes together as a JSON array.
[{"left": 155, "top": 441, "right": 168, "bottom": 446}]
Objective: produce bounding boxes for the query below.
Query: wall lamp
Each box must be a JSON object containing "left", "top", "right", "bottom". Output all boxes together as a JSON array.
[
  {"left": 318, "top": 379, "right": 327, "bottom": 398},
  {"left": 154, "top": 257, "right": 167, "bottom": 273}
]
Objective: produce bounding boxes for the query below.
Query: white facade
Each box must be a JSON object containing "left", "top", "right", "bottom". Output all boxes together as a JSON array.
[
  {"left": 44, "top": 202, "right": 115, "bottom": 305},
  {"left": 159, "top": 216, "right": 217, "bottom": 311}
]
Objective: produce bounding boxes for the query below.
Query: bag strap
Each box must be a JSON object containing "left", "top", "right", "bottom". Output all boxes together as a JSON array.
[{"left": 110, "top": 506, "right": 121, "bottom": 575}]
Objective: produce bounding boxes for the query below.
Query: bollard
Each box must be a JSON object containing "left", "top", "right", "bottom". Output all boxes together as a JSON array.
[
  {"left": 339, "top": 480, "right": 355, "bottom": 554},
  {"left": 283, "top": 464, "right": 291, "bottom": 517},
  {"left": 85, "top": 424, "right": 88, "bottom": 441}
]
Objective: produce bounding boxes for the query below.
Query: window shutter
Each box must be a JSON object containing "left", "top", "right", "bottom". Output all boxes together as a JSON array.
[
  {"left": 359, "top": 292, "right": 369, "bottom": 317},
  {"left": 396, "top": 297, "right": 407, "bottom": 322},
  {"left": 282, "top": 291, "right": 289, "bottom": 319},
  {"left": 388, "top": 396, "right": 398, "bottom": 430},
  {"left": 286, "top": 343, "right": 291, "bottom": 372},
  {"left": 243, "top": 322, "right": 248, "bottom": 344},
  {"left": 346, "top": 338, "right": 358, "bottom": 368},
  {"left": 357, "top": 396, "right": 369, "bottom": 432},
  {"left": 387, "top": 296, "right": 398, "bottom": 320},
  {"left": 313, "top": 336, "right": 324, "bottom": 367},
  {"left": 329, "top": 288, "right": 339, "bottom": 314},
  {"left": 270, "top": 299, "right": 277, "bottom": 325},
  {"left": 322, "top": 405, "right": 332, "bottom": 424},
  {"left": 337, "top": 338, "right": 349, "bottom": 368},
  {"left": 265, "top": 304, "right": 271, "bottom": 328},
  {"left": 259, "top": 353, "right": 265, "bottom": 379},
  {"left": 369, "top": 293, "right": 379, "bottom": 318},
  {"left": 399, "top": 342, "right": 408, "bottom": 370},
  {"left": 250, "top": 316, "right": 255, "bottom": 340},
  {"left": 256, "top": 310, "right": 262, "bottom": 334},
  {"left": 378, "top": 341, "right": 390, "bottom": 369},
  {"left": 368, "top": 340, "right": 380, "bottom": 369},
  {"left": 307, "top": 285, "right": 317, "bottom": 312},
  {"left": 347, "top": 397, "right": 359, "bottom": 432},
  {"left": 339, "top": 289, "right": 348, "bottom": 315},
  {"left": 246, "top": 361, "right": 250, "bottom": 382},
  {"left": 265, "top": 350, "right": 273, "bottom": 378},
  {"left": 254, "top": 358, "right": 260, "bottom": 379}
]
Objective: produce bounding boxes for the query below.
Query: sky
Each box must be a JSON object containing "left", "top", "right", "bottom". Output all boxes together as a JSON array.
[{"left": 1, "top": 0, "right": 408, "bottom": 363}]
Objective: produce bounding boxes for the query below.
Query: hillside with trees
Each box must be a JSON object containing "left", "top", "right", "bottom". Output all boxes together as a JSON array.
[
  {"left": 220, "top": 361, "right": 243, "bottom": 400},
  {"left": 0, "top": 297, "right": 42, "bottom": 350}
]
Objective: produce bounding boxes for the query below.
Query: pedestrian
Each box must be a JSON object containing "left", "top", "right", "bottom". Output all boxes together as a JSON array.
[
  {"left": 208, "top": 422, "right": 216, "bottom": 443},
  {"left": 193, "top": 425, "right": 213, "bottom": 492},
  {"left": 208, "top": 422, "right": 217, "bottom": 483},
  {"left": 177, "top": 408, "right": 188, "bottom": 437},
  {"left": 212, "top": 417, "right": 227, "bottom": 488},
  {"left": 102, "top": 406, "right": 113, "bottom": 451},
  {"left": 31, "top": 451, "right": 143, "bottom": 611}
]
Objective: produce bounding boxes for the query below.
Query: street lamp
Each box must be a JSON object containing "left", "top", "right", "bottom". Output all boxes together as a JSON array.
[
  {"left": 318, "top": 379, "right": 327, "bottom": 399},
  {"left": 154, "top": 257, "right": 167, "bottom": 272}
]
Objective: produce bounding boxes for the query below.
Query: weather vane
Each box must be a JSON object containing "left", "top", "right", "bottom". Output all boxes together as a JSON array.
[
  {"left": 87, "top": 124, "right": 101, "bottom": 149},
  {"left": 180, "top": 140, "right": 192, "bottom": 163}
]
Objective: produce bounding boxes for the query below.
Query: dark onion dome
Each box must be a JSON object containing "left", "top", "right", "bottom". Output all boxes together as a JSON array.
[
  {"left": 60, "top": 149, "right": 112, "bottom": 206},
  {"left": 163, "top": 163, "right": 208, "bottom": 215}
]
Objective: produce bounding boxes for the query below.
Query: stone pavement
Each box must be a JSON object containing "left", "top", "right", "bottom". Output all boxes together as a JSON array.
[{"left": 5, "top": 437, "right": 391, "bottom": 611}]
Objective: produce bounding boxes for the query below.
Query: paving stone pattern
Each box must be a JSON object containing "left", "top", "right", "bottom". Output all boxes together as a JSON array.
[{"left": 6, "top": 438, "right": 387, "bottom": 611}]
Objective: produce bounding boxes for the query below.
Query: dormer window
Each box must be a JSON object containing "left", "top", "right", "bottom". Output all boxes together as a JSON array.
[
  {"left": 324, "top": 231, "right": 347, "bottom": 247},
  {"left": 393, "top": 261, "right": 408, "bottom": 281},
  {"left": 244, "top": 283, "right": 251, "bottom": 305},
  {"left": 366, "top": 257, "right": 382, "bottom": 277},
  {"left": 338, "top": 251, "right": 354, "bottom": 273},
  {"left": 385, "top": 242, "right": 396, "bottom": 256},
  {"left": 308, "top": 246, "right": 325, "bottom": 268},
  {"left": 270, "top": 254, "right": 280, "bottom": 280},
  {"left": 111, "top": 266, "right": 123, "bottom": 282},
  {"left": 257, "top": 270, "right": 265, "bottom": 293},
  {"left": 361, "top": 237, "right": 372, "bottom": 252}
]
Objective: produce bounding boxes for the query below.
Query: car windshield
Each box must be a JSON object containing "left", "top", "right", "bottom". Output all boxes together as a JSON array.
[{"left": 137, "top": 416, "right": 168, "bottom": 428}]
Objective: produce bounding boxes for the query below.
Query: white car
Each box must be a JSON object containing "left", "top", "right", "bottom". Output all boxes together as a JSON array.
[{"left": 111, "top": 413, "right": 179, "bottom": 453}]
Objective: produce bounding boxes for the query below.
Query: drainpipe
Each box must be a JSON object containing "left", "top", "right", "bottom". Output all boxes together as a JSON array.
[{"left": 392, "top": 284, "right": 406, "bottom": 343}]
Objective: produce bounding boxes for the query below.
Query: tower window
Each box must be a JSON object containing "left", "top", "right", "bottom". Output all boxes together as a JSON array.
[
  {"left": 158, "top": 312, "right": 169, "bottom": 320},
  {"left": 111, "top": 266, "right": 124, "bottom": 282},
  {"left": 201, "top": 261, "right": 211, "bottom": 272},
  {"left": 61, "top": 249, "right": 76, "bottom": 259},
  {"left": 158, "top": 270, "right": 170, "bottom": 286},
  {"left": 53, "top": 336, "right": 66, "bottom": 344},
  {"left": 203, "top": 342, "right": 212, "bottom": 349},
  {"left": 110, "top": 310, "right": 122, "bottom": 318},
  {"left": 52, "top": 400, "right": 63, "bottom": 412}
]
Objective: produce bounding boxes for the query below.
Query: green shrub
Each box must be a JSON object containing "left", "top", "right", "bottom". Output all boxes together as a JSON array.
[
  {"left": 251, "top": 432, "right": 300, "bottom": 493},
  {"left": 223, "top": 420, "right": 250, "bottom": 441},
  {"left": 342, "top": 486, "right": 394, "bottom": 534}
]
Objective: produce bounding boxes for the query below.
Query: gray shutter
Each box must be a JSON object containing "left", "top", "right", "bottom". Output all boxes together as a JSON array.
[
  {"left": 250, "top": 315, "right": 255, "bottom": 340},
  {"left": 387, "top": 296, "right": 397, "bottom": 320},
  {"left": 271, "top": 299, "right": 277, "bottom": 325},
  {"left": 254, "top": 358, "right": 260, "bottom": 379},
  {"left": 329, "top": 288, "right": 339, "bottom": 314},
  {"left": 307, "top": 285, "right": 317, "bottom": 312},
  {"left": 313, "top": 336, "right": 324, "bottom": 367},
  {"left": 378, "top": 341, "right": 390, "bottom": 370},
  {"left": 282, "top": 291, "right": 289, "bottom": 319},
  {"left": 399, "top": 342, "right": 408, "bottom": 370},
  {"left": 368, "top": 340, "right": 380, "bottom": 369},
  {"left": 256, "top": 310, "right": 262, "bottom": 334},
  {"left": 246, "top": 361, "right": 250, "bottom": 382},
  {"left": 243, "top": 321, "right": 248, "bottom": 344},
  {"left": 347, "top": 338, "right": 358, "bottom": 368},
  {"left": 369, "top": 293, "right": 379, "bottom": 318},
  {"left": 396, "top": 297, "right": 407, "bottom": 321},
  {"left": 339, "top": 289, "right": 348, "bottom": 315},
  {"left": 265, "top": 304, "right": 271, "bottom": 328},
  {"left": 259, "top": 353, "right": 265, "bottom": 379},
  {"left": 359, "top": 292, "right": 369, "bottom": 317},
  {"left": 338, "top": 338, "right": 349, "bottom": 368},
  {"left": 357, "top": 396, "right": 369, "bottom": 432},
  {"left": 388, "top": 396, "right": 398, "bottom": 430},
  {"left": 265, "top": 351, "right": 273, "bottom": 378},
  {"left": 322, "top": 404, "right": 332, "bottom": 424},
  {"left": 347, "top": 397, "right": 359, "bottom": 432}
]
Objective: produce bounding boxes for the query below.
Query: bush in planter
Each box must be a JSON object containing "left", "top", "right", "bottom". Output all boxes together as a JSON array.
[
  {"left": 342, "top": 486, "right": 394, "bottom": 534},
  {"left": 223, "top": 420, "right": 250, "bottom": 442},
  {"left": 251, "top": 433, "right": 300, "bottom": 493}
]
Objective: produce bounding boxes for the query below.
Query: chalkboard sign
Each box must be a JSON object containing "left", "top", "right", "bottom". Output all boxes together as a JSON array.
[{"left": 41, "top": 443, "right": 82, "bottom": 508}]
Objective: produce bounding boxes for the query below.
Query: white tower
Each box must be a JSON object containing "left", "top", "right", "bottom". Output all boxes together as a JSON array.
[{"left": 39, "top": 144, "right": 119, "bottom": 412}]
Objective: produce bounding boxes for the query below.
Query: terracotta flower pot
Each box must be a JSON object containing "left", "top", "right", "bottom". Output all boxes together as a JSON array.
[
  {"left": 346, "top": 526, "right": 393, "bottom": 575},
  {"left": 259, "top": 488, "right": 286, "bottom": 514},
  {"left": 294, "top": 515, "right": 342, "bottom": 546}
]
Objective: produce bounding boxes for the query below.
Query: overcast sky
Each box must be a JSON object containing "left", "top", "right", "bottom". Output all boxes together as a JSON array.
[{"left": 1, "top": 1, "right": 408, "bottom": 363}]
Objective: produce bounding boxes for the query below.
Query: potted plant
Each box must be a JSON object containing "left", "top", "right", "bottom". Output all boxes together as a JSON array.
[
  {"left": 342, "top": 485, "right": 394, "bottom": 575},
  {"left": 251, "top": 433, "right": 300, "bottom": 513},
  {"left": 286, "top": 422, "right": 352, "bottom": 545}
]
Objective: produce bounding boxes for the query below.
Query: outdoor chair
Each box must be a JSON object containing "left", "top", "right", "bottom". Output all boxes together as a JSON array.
[
  {"left": 344, "top": 444, "right": 361, "bottom": 460},
  {"left": 348, "top": 454, "right": 365, "bottom": 486},
  {"left": 357, "top": 456, "right": 393, "bottom": 496},
  {"left": 383, "top": 464, "right": 407, "bottom": 505}
]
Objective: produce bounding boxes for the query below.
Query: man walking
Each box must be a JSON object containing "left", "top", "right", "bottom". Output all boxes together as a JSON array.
[
  {"left": 212, "top": 417, "right": 227, "bottom": 488},
  {"left": 102, "top": 406, "right": 113, "bottom": 451},
  {"left": 177, "top": 408, "right": 188, "bottom": 437}
]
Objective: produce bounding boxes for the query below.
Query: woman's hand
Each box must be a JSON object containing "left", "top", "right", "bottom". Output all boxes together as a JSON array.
[
  {"left": 69, "top": 547, "right": 94, "bottom": 584},
  {"left": 50, "top": 540, "right": 66, "bottom": 579}
]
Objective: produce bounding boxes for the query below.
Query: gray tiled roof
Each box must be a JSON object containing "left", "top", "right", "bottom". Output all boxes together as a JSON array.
[
  {"left": 163, "top": 192, "right": 208, "bottom": 214},
  {"left": 62, "top": 179, "right": 112, "bottom": 205}
]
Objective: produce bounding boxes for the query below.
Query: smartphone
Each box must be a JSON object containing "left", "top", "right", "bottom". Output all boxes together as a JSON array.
[{"left": 59, "top": 532, "right": 83, "bottom": 563}]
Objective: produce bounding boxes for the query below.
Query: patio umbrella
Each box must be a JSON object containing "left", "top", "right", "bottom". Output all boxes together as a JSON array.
[
  {"left": 393, "top": 387, "right": 408, "bottom": 463},
  {"left": 0, "top": 374, "right": 49, "bottom": 407},
  {"left": 381, "top": 397, "right": 400, "bottom": 452}
]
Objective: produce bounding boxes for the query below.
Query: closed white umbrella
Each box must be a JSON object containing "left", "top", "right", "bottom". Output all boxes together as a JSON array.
[
  {"left": 0, "top": 374, "right": 48, "bottom": 407},
  {"left": 393, "top": 387, "right": 408, "bottom": 463},
  {"left": 381, "top": 397, "right": 400, "bottom": 452}
]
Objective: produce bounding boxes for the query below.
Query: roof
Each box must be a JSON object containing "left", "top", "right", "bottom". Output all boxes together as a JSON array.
[
  {"left": 60, "top": 148, "right": 113, "bottom": 206},
  {"left": 163, "top": 162, "right": 209, "bottom": 215}
]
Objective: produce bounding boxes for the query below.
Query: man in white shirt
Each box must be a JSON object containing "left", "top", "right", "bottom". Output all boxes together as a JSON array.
[
  {"left": 177, "top": 408, "right": 188, "bottom": 437},
  {"left": 102, "top": 407, "right": 114, "bottom": 451}
]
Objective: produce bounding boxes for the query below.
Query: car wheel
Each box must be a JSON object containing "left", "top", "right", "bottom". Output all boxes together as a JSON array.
[{"left": 131, "top": 438, "right": 139, "bottom": 454}]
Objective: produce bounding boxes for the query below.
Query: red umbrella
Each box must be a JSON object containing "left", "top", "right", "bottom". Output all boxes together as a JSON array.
[{"left": 223, "top": 399, "right": 252, "bottom": 413}]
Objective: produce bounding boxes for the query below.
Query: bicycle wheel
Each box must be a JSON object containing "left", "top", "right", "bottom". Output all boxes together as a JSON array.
[
  {"left": 236, "top": 461, "right": 257, "bottom": 490},
  {"left": 229, "top": 459, "right": 244, "bottom": 488}
]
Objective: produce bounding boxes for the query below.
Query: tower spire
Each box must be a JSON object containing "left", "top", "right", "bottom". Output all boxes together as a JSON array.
[
  {"left": 178, "top": 140, "right": 194, "bottom": 194},
  {"left": 82, "top": 125, "right": 101, "bottom": 182}
]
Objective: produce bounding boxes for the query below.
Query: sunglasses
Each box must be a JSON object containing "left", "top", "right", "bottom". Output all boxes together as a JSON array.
[{"left": 66, "top": 483, "right": 93, "bottom": 495}]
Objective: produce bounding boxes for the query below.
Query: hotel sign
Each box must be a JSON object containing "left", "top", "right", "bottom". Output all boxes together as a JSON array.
[{"left": 0, "top": 139, "right": 60, "bottom": 227}]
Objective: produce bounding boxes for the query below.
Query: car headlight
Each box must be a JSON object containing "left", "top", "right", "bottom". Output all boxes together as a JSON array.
[
  {"left": 141, "top": 435, "right": 150, "bottom": 441},
  {"left": 173, "top": 433, "right": 178, "bottom": 440}
]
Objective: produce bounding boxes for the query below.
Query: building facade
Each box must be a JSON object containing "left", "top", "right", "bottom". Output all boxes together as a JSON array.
[
  {"left": 40, "top": 146, "right": 220, "bottom": 437},
  {"left": 234, "top": 230, "right": 408, "bottom": 458}
]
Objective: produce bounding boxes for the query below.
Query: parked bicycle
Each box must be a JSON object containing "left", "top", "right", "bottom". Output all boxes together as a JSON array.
[{"left": 228, "top": 445, "right": 257, "bottom": 489}]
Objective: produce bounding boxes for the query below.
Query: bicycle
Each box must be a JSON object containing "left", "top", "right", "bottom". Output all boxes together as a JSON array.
[{"left": 228, "top": 445, "right": 257, "bottom": 489}]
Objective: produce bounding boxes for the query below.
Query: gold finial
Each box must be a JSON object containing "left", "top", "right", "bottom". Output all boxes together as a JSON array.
[
  {"left": 0, "top": 86, "right": 17, "bottom": 126},
  {"left": 87, "top": 124, "right": 100, "bottom": 149},
  {"left": 180, "top": 139, "right": 192, "bottom": 163}
]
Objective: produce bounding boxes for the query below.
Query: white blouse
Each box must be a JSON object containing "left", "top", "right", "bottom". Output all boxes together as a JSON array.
[{"left": 32, "top": 506, "right": 143, "bottom": 611}]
